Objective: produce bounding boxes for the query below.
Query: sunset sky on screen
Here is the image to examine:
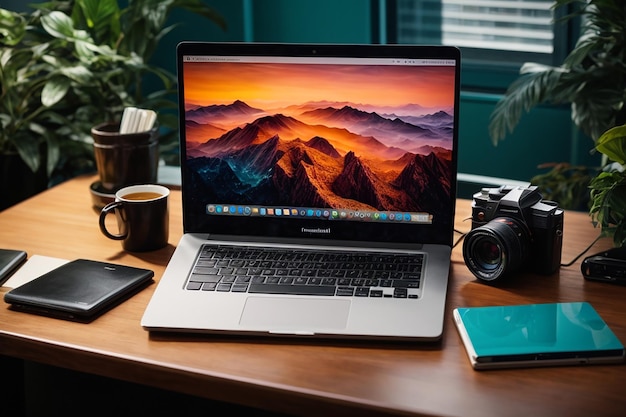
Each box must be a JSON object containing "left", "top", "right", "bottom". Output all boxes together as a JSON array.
[{"left": 183, "top": 62, "right": 456, "bottom": 110}]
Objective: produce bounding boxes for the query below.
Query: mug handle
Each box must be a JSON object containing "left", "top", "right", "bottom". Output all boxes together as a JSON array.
[{"left": 99, "top": 201, "right": 127, "bottom": 240}]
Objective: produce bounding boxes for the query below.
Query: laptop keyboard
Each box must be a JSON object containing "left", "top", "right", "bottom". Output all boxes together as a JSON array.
[{"left": 185, "top": 244, "right": 423, "bottom": 299}]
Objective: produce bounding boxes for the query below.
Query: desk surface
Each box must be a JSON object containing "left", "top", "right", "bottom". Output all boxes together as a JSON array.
[{"left": 1, "top": 175, "right": 625, "bottom": 417}]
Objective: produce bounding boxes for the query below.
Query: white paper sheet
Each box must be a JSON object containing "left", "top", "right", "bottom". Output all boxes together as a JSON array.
[{"left": 3, "top": 255, "right": 69, "bottom": 289}]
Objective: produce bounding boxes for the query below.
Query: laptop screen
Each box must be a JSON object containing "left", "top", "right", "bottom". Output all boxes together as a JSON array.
[{"left": 177, "top": 43, "right": 460, "bottom": 246}]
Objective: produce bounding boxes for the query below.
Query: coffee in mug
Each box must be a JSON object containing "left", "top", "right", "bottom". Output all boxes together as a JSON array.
[
  {"left": 123, "top": 192, "right": 163, "bottom": 201},
  {"left": 99, "top": 184, "right": 169, "bottom": 252}
]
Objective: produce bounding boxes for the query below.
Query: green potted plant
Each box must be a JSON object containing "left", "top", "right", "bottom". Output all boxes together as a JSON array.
[
  {"left": 590, "top": 123, "right": 626, "bottom": 246},
  {"left": 488, "top": 0, "right": 626, "bottom": 209},
  {"left": 0, "top": 0, "right": 225, "bottom": 210}
]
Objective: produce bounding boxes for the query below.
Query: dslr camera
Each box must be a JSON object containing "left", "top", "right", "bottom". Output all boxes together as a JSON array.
[{"left": 462, "top": 185, "right": 564, "bottom": 282}]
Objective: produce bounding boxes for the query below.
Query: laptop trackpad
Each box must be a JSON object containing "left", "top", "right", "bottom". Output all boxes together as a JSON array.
[{"left": 240, "top": 297, "right": 350, "bottom": 331}]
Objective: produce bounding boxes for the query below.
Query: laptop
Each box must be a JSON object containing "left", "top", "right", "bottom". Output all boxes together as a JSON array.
[{"left": 141, "top": 42, "right": 461, "bottom": 341}]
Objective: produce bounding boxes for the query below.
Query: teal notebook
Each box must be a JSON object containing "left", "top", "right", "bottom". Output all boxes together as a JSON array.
[{"left": 453, "top": 302, "right": 625, "bottom": 370}]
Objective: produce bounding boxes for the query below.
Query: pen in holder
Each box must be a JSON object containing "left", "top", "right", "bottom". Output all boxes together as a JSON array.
[{"left": 91, "top": 118, "right": 159, "bottom": 194}]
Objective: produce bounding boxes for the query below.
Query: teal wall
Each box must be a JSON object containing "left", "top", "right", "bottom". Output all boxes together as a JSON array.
[
  {"left": 457, "top": 92, "right": 599, "bottom": 181},
  {"left": 251, "top": 0, "right": 372, "bottom": 43},
  {"left": 3, "top": 0, "right": 601, "bottom": 185}
]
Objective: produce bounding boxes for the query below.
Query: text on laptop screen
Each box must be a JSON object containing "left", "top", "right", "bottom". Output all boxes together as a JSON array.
[{"left": 180, "top": 52, "right": 458, "bottom": 239}]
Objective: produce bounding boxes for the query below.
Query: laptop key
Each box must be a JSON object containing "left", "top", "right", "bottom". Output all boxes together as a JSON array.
[
  {"left": 364, "top": 279, "right": 379, "bottom": 287},
  {"left": 402, "top": 273, "right": 422, "bottom": 280},
  {"left": 232, "top": 283, "right": 249, "bottom": 292},
  {"left": 250, "top": 276, "right": 266, "bottom": 284},
  {"left": 221, "top": 275, "right": 236, "bottom": 283},
  {"left": 193, "top": 267, "right": 219, "bottom": 275},
  {"left": 338, "top": 278, "right": 351, "bottom": 286},
  {"left": 394, "top": 288, "right": 408, "bottom": 298},
  {"left": 190, "top": 274, "right": 221, "bottom": 283},
  {"left": 393, "top": 280, "right": 420, "bottom": 288},
  {"left": 355, "top": 287, "right": 370, "bottom": 297},
  {"left": 248, "top": 283, "right": 336, "bottom": 295},
  {"left": 195, "top": 260, "right": 216, "bottom": 267},
  {"left": 294, "top": 277, "right": 309, "bottom": 285},
  {"left": 336, "top": 287, "right": 355, "bottom": 296},
  {"left": 186, "top": 281, "right": 202, "bottom": 290}
]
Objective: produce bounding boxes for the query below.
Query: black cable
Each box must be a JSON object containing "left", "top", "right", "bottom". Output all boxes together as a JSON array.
[
  {"left": 560, "top": 233, "right": 604, "bottom": 267},
  {"left": 452, "top": 217, "right": 472, "bottom": 249},
  {"left": 453, "top": 229, "right": 466, "bottom": 248}
]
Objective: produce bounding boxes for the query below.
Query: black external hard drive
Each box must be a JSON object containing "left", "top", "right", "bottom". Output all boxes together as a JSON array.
[
  {"left": 0, "top": 249, "right": 27, "bottom": 286},
  {"left": 4, "top": 259, "right": 154, "bottom": 322},
  {"left": 581, "top": 247, "right": 626, "bottom": 285}
]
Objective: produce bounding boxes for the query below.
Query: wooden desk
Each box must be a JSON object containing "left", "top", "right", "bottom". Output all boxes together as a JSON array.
[{"left": 1, "top": 175, "right": 625, "bottom": 417}]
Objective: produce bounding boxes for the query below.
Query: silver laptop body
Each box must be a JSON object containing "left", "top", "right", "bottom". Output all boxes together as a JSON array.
[{"left": 142, "top": 42, "right": 461, "bottom": 342}]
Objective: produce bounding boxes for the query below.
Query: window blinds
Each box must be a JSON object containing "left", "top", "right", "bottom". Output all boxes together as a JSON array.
[{"left": 398, "top": 0, "right": 554, "bottom": 54}]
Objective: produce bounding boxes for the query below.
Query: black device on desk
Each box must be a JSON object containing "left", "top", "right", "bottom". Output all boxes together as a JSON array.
[
  {"left": 582, "top": 247, "right": 626, "bottom": 284},
  {"left": 0, "top": 249, "right": 27, "bottom": 286},
  {"left": 4, "top": 259, "right": 154, "bottom": 322}
]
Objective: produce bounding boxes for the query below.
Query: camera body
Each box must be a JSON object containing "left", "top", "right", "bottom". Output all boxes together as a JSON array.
[{"left": 462, "top": 185, "right": 564, "bottom": 282}]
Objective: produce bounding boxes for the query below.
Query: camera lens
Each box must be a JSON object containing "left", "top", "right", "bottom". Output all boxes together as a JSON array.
[
  {"left": 463, "top": 217, "right": 529, "bottom": 282},
  {"left": 474, "top": 239, "right": 502, "bottom": 270}
]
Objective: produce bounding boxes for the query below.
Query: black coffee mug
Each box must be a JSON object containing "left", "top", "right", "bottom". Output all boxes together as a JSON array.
[{"left": 99, "top": 184, "right": 170, "bottom": 252}]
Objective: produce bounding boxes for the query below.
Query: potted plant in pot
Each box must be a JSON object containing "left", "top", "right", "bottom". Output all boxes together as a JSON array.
[
  {"left": 0, "top": 0, "right": 225, "bottom": 210},
  {"left": 590, "top": 123, "right": 626, "bottom": 246},
  {"left": 488, "top": 0, "right": 626, "bottom": 210}
]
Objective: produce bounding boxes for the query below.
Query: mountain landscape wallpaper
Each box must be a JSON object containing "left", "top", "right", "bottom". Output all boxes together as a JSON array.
[{"left": 182, "top": 61, "right": 456, "bottom": 220}]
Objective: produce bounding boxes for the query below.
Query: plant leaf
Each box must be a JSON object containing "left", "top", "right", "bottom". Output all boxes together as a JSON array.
[
  {"left": 171, "top": 0, "right": 227, "bottom": 30},
  {"left": 488, "top": 66, "right": 564, "bottom": 144},
  {"left": 563, "top": 27, "right": 598, "bottom": 68},
  {"left": 595, "top": 124, "right": 626, "bottom": 164},
  {"left": 41, "top": 11, "right": 75, "bottom": 39},
  {"left": 12, "top": 131, "right": 41, "bottom": 172},
  {"left": 60, "top": 65, "right": 93, "bottom": 83},
  {"left": 45, "top": 132, "right": 60, "bottom": 177},
  {"left": 42, "top": 77, "right": 70, "bottom": 107},
  {"left": 73, "top": 0, "right": 120, "bottom": 45},
  {"left": 0, "top": 9, "right": 26, "bottom": 46}
]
